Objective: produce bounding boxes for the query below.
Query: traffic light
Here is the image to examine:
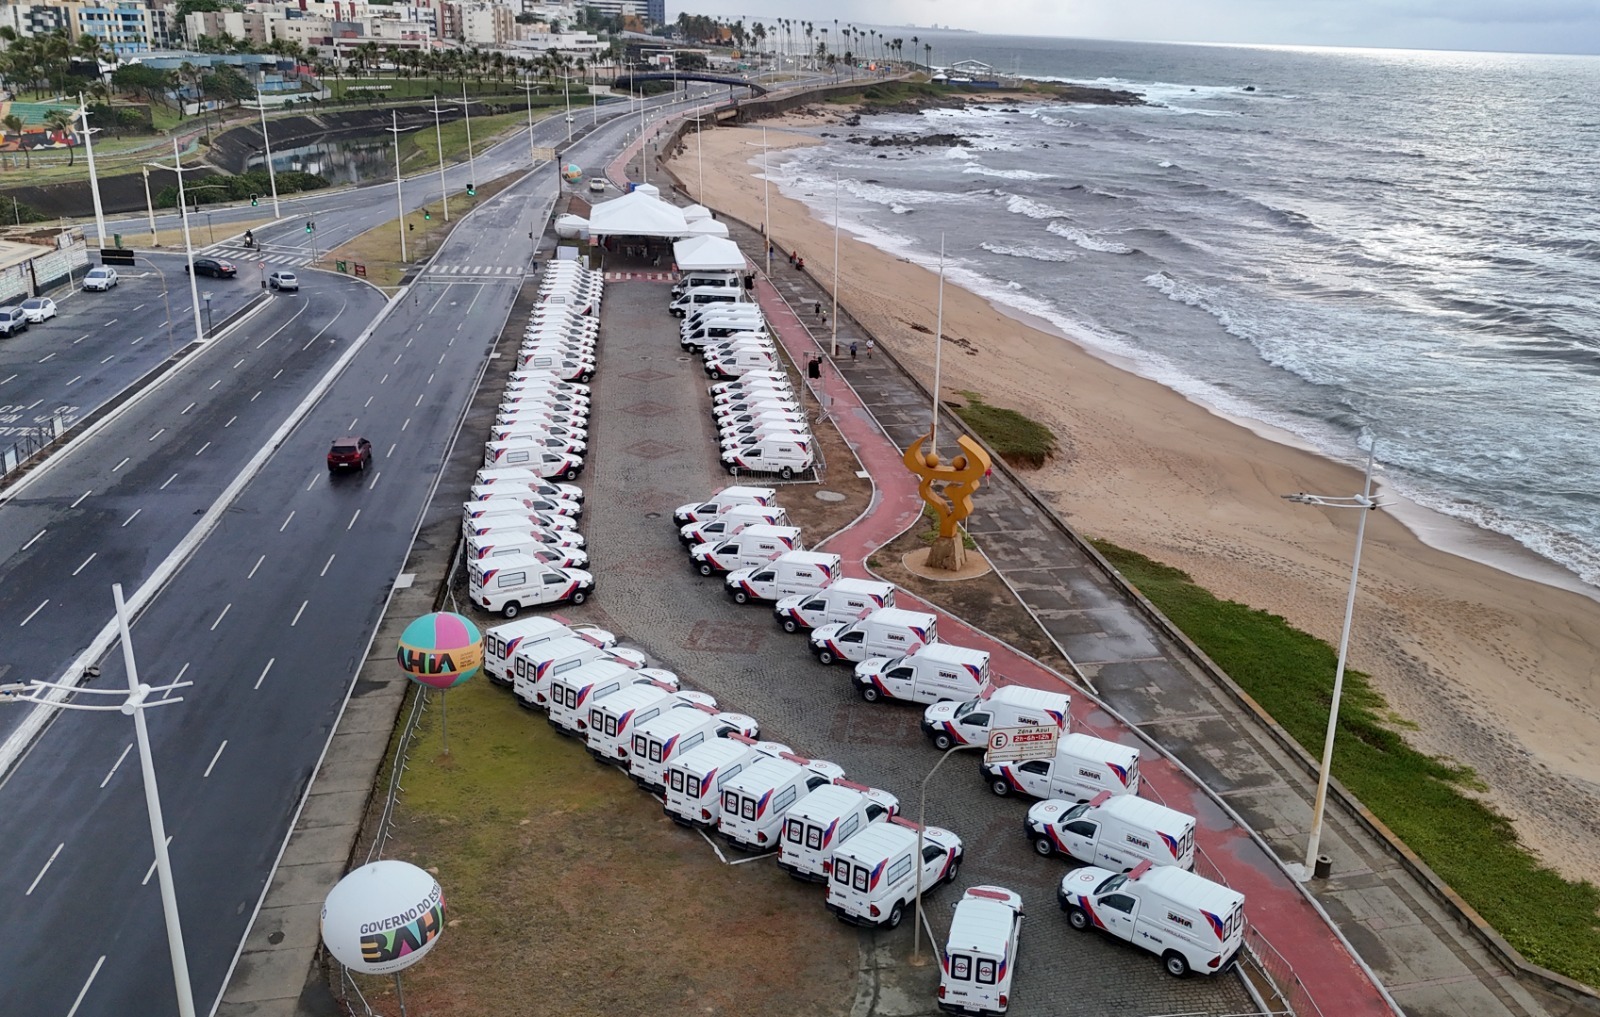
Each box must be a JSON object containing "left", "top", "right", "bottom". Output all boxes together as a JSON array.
[
  {"left": 305, "top": 220, "right": 315, "bottom": 233},
  {"left": 467, "top": 183, "right": 476, "bottom": 196},
  {"left": 250, "top": 194, "right": 259, "bottom": 207},
  {"left": 408, "top": 222, "right": 414, "bottom": 231},
  {"left": 423, "top": 209, "right": 432, "bottom": 221}
]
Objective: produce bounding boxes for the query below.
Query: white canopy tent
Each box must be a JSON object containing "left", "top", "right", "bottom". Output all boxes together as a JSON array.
[
  {"left": 632, "top": 183, "right": 661, "bottom": 197},
  {"left": 683, "top": 218, "right": 730, "bottom": 238},
  {"left": 682, "top": 204, "right": 712, "bottom": 223},
  {"left": 672, "top": 235, "right": 747, "bottom": 272},
  {"left": 588, "top": 189, "right": 690, "bottom": 239}
]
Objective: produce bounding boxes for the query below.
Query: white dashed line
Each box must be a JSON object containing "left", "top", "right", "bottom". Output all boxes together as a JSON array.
[
  {"left": 204, "top": 740, "right": 228, "bottom": 776},
  {"left": 387, "top": 443, "right": 396, "bottom": 458},
  {"left": 66, "top": 956, "right": 106, "bottom": 1017},
  {"left": 160, "top": 473, "right": 177, "bottom": 490},
  {"left": 368, "top": 471, "right": 381, "bottom": 490},
  {"left": 209, "top": 603, "right": 230, "bottom": 631},
  {"left": 248, "top": 554, "right": 265, "bottom": 579},
  {"left": 112, "top": 457, "right": 129, "bottom": 472},
  {"left": 393, "top": 353, "right": 402, "bottom": 365},
  {"left": 25, "top": 843, "right": 63, "bottom": 896},
  {"left": 195, "top": 442, "right": 211, "bottom": 456},
  {"left": 251, "top": 391, "right": 261, "bottom": 401},
  {"left": 141, "top": 837, "right": 172, "bottom": 885},
  {"left": 291, "top": 600, "right": 308, "bottom": 626},
  {"left": 0, "top": 373, "right": 14, "bottom": 384},
  {"left": 73, "top": 334, "right": 88, "bottom": 345},
  {"left": 438, "top": 352, "right": 446, "bottom": 364},
  {"left": 22, "top": 529, "right": 46, "bottom": 550},
  {"left": 72, "top": 553, "right": 96, "bottom": 576},
  {"left": 414, "top": 393, "right": 424, "bottom": 407},
  {"left": 427, "top": 373, "right": 434, "bottom": 385},
  {"left": 273, "top": 368, "right": 283, "bottom": 379},
  {"left": 20, "top": 599, "right": 48, "bottom": 626},
  {"left": 182, "top": 401, "right": 196, "bottom": 414},
  {"left": 347, "top": 509, "right": 361, "bottom": 531},
  {"left": 232, "top": 358, "right": 245, "bottom": 369},
  {"left": 148, "top": 428, "right": 164, "bottom": 442},
  {"left": 349, "top": 418, "right": 358, "bottom": 430},
  {"left": 122, "top": 508, "right": 141, "bottom": 528},
  {"left": 320, "top": 553, "right": 336, "bottom": 576},
  {"left": 380, "top": 373, "right": 388, "bottom": 385},
  {"left": 39, "top": 352, "right": 56, "bottom": 363},
  {"left": 364, "top": 396, "right": 373, "bottom": 407},
  {"left": 66, "top": 374, "right": 81, "bottom": 385},
  {"left": 99, "top": 355, "right": 112, "bottom": 364},
  {"left": 254, "top": 659, "right": 274, "bottom": 690},
  {"left": 100, "top": 744, "right": 132, "bottom": 788},
  {"left": 209, "top": 379, "right": 221, "bottom": 390},
  {"left": 71, "top": 489, "right": 91, "bottom": 508},
  {"left": 104, "top": 318, "right": 118, "bottom": 327},
  {"left": 131, "top": 336, "right": 143, "bottom": 346},
  {"left": 402, "top": 418, "right": 411, "bottom": 431},
  {"left": 225, "top": 415, "right": 236, "bottom": 427},
  {"left": 279, "top": 510, "right": 295, "bottom": 532}
]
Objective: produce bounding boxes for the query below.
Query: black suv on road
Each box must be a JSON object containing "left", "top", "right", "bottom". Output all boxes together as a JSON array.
[{"left": 187, "top": 257, "right": 237, "bottom": 278}]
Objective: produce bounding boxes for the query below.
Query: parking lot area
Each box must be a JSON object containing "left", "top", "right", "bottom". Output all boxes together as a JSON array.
[{"left": 528, "top": 280, "right": 1256, "bottom": 1016}]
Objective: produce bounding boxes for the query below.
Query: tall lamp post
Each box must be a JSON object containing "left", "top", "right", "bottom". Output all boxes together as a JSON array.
[
  {"left": 424, "top": 96, "right": 456, "bottom": 222},
  {"left": 1282, "top": 444, "right": 1380, "bottom": 879},
  {"left": 0, "top": 585, "right": 197, "bottom": 1017},
  {"left": 458, "top": 84, "right": 478, "bottom": 192},
  {"left": 745, "top": 128, "right": 774, "bottom": 276},
  {"left": 76, "top": 94, "right": 108, "bottom": 249},
  {"left": 152, "top": 139, "right": 207, "bottom": 346},
  {"left": 518, "top": 77, "right": 539, "bottom": 167},
  {"left": 913, "top": 744, "right": 984, "bottom": 961},
  {"left": 385, "top": 111, "right": 416, "bottom": 263},
  {"left": 245, "top": 100, "right": 281, "bottom": 218}
]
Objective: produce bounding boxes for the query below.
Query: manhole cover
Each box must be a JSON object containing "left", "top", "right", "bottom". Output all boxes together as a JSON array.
[
  {"left": 645, "top": 511, "right": 661, "bottom": 519},
  {"left": 676, "top": 356, "right": 691, "bottom": 362},
  {"left": 815, "top": 490, "right": 846, "bottom": 503}
]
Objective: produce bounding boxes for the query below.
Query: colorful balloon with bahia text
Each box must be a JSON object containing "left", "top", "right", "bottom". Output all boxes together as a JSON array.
[{"left": 396, "top": 612, "right": 482, "bottom": 690}]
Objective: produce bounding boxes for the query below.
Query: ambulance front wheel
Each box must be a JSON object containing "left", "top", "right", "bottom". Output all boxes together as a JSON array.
[
  {"left": 989, "top": 778, "right": 1012, "bottom": 797},
  {"left": 733, "top": 589, "right": 750, "bottom": 604},
  {"left": 1163, "top": 952, "right": 1190, "bottom": 978},
  {"left": 502, "top": 601, "right": 522, "bottom": 619},
  {"left": 1033, "top": 836, "right": 1056, "bottom": 857},
  {"left": 931, "top": 731, "right": 954, "bottom": 751},
  {"left": 860, "top": 685, "right": 881, "bottom": 703},
  {"left": 1066, "top": 906, "right": 1091, "bottom": 932},
  {"left": 816, "top": 649, "right": 836, "bottom": 665},
  {"left": 885, "top": 902, "right": 905, "bottom": 929},
  {"left": 727, "top": 463, "right": 740, "bottom": 475},
  {"left": 570, "top": 589, "right": 588, "bottom": 605},
  {"left": 780, "top": 466, "right": 794, "bottom": 479},
  {"left": 781, "top": 617, "right": 800, "bottom": 633},
  {"left": 698, "top": 562, "right": 714, "bottom": 576}
]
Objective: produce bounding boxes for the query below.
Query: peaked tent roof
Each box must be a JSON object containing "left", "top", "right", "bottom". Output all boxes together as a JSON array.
[
  {"left": 588, "top": 189, "right": 690, "bottom": 238},
  {"left": 682, "top": 204, "right": 712, "bottom": 223},
  {"left": 683, "top": 217, "right": 730, "bottom": 237},
  {"left": 672, "top": 235, "right": 746, "bottom": 272}
]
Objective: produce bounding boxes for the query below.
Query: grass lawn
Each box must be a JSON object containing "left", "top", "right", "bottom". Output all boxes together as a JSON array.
[
  {"left": 330, "top": 76, "right": 592, "bottom": 102},
  {"left": 951, "top": 390, "right": 1057, "bottom": 469},
  {"left": 347, "top": 674, "right": 859, "bottom": 1016},
  {"left": 128, "top": 214, "right": 277, "bottom": 251},
  {"left": 1093, "top": 540, "right": 1600, "bottom": 987},
  {"left": 400, "top": 110, "right": 531, "bottom": 175},
  {"left": 323, "top": 171, "right": 519, "bottom": 289}
]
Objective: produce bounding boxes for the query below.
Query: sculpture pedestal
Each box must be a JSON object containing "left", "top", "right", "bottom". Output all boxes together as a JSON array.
[{"left": 925, "top": 534, "right": 968, "bottom": 572}]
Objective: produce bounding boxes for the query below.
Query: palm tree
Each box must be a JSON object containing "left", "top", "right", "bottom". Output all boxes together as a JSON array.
[
  {"left": 3, "top": 113, "right": 27, "bottom": 169},
  {"left": 925, "top": 42, "right": 933, "bottom": 72},
  {"left": 43, "top": 107, "right": 76, "bottom": 165},
  {"left": 911, "top": 35, "right": 920, "bottom": 71}
]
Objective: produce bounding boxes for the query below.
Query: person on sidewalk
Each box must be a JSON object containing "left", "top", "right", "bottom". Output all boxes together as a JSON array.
[
  {"left": 850, "top": 341, "right": 858, "bottom": 362},
  {"left": 865, "top": 338, "right": 874, "bottom": 358},
  {"left": 808, "top": 355, "right": 822, "bottom": 379},
  {"left": 814, "top": 300, "right": 822, "bottom": 315}
]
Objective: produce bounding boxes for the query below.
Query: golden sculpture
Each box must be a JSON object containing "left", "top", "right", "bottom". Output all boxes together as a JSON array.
[{"left": 902, "top": 430, "right": 992, "bottom": 571}]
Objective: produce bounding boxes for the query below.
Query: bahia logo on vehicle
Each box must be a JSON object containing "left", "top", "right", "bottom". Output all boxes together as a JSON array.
[{"left": 321, "top": 860, "right": 447, "bottom": 976}]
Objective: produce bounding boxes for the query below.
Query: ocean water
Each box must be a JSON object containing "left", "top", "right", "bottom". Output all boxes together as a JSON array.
[{"left": 763, "top": 37, "right": 1600, "bottom": 587}]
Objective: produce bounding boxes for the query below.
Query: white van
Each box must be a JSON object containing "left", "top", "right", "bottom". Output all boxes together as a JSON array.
[
  {"left": 825, "top": 817, "right": 964, "bottom": 928},
  {"left": 549, "top": 664, "right": 679, "bottom": 736},
  {"left": 1028, "top": 791, "right": 1196, "bottom": 872},
  {"left": 853, "top": 643, "right": 991, "bottom": 706},
  {"left": 682, "top": 324, "right": 769, "bottom": 352},
  {"left": 519, "top": 340, "right": 596, "bottom": 360},
  {"left": 719, "top": 419, "right": 809, "bottom": 446},
  {"left": 939, "top": 886, "right": 1024, "bottom": 1015},
  {"left": 511, "top": 635, "right": 646, "bottom": 709},
  {"left": 482, "top": 449, "right": 582, "bottom": 481},
  {"left": 1057, "top": 861, "right": 1244, "bottom": 978},
  {"left": 810, "top": 607, "right": 937, "bottom": 666},
  {"left": 462, "top": 518, "right": 585, "bottom": 551},
  {"left": 713, "top": 395, "right": 801, "bottom": 421},
  {"left": 473, "top": 468, "right": 582, "bottom": 500},
  {"left": 495, "top": 410, "right": 590, "bottom": 435},
  {"left": 722, "top": 428, "right": 813, "bottom": 458},
  {"left": 490, "top": 418, "right": 587, "bottom": 443},
  {"left": 483, "top": 438, "right": 586, "bottom": 468},
  {"left": 586, "top": 684, "right": 719, "bottom": 764},
  {"left": 467, "top": 533, "right": 589, "bottom": 569},
  {"left": 981, "top": 732, "right": 1141, "bottom": 802},
  {"left": 482, "top": 616, "right": 617, "bottom": 686},
  {"left": 923, "top": 685, "right": 1071, "bottom": 751},
  {"left": 718, "top": 752, "right": 846, "bottom": 851},
  {"left": 663, "top": 735, "right": 791, "bottom": 828},
  {"left": 468, "top": 480, "right": 582, "bottom": 511},
  {"left": 706, "top": 350, "right": 780, "bottom": 380},
  {"left": 468, "top": 553, "right": 595, "bottom": 618},
  {"left": 726, "top": 550, "right": 840, "bottom": 604},
  {"left": 777, "top": 780, "right": 900, "bottom": 881},
  {"left": 702, "top": 336, "right": 776, "bottom": 362},
  {"left": 682, "top": 303, "right": 762, "bottom": 330},
  {"left": 517, "top": 353, "right": 594, "bottom": 381},
  {"left": 712, "top": 381, "right": 792, "bottom": 405},
  {"left": 775, "top": 578, "right": 897, "bottom": 633},
  {"left": 670, "top": 286, "right": 743, "bottom": 317},
  {"left": 672, "top": 271, "right": 741, "bottom": 297},
  {"left": 463, "top": 499, "right": 576, "bottom": 527},
  {"left": 712, "top": 367, "right": 788, "bottom": 392},
  {"left": 503, "top": 371, "right": 590, "bottom": 395},
  {"left": 628, "top": 704, "right": 761, "bottom": 793},
  {"left": 722, "top": 435, "right": 815, "bottom": 479},
  {"left": 671, "top": 485, "right": 779, "bottom": 526},
  {"left": 678, "top": 503, "right": 791, "bottom": 547},
  {"left": 690, "top": 523, "right": 804, "bottom": 576}
]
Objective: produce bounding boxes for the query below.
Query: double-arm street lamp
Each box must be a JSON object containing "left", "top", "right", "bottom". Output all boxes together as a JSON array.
[{"left": 1282, "top": 444, "right": 1380, "bottom": 879}]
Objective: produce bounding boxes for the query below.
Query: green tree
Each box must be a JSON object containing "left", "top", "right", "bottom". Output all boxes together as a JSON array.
[
  {"left": 43, "top": 107, "right": 76, "bottom": 165},
  {"left": 2, "top": 113, "right": 28, "bottom": 169}
]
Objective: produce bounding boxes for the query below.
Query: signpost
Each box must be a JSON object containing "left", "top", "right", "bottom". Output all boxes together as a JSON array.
[{"left": 986, "top": 725, "right": 1060, "bottom": 764}]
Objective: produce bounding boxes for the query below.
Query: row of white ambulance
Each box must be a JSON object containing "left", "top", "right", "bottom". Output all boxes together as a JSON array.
[
  {"left": 668, "top": 283, "right": 818, "bottom": 478},
  {"left": 676, "top": 483, "right": 1250, "bottom": 999},
  {"left": 462, "top": 263, "right": 608, "bottom": 618}
]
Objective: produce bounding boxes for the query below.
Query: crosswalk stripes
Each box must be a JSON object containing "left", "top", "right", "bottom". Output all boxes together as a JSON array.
[
  {"left": 424, "top": 265, "right": 531, "bottom": 277},
  {"left": 202, "top": 243, "right": 312, "bottom": 268},
  {"left": 601, "top": 270, "right": 675, "bottom": 282}
]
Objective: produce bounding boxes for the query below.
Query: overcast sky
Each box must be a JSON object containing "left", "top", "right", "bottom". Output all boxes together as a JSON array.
[{"left": 669, "top": 1, "right": 1600, "bottom": 55}]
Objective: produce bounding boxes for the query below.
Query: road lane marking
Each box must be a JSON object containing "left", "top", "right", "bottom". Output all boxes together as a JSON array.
[
  {"left": 438, "top": 353, "right": 446, "bottom": 364},
  {"left": 225, "top": 415, "right": 236, "bottom": 427},
  {"left": 73, "top": 334, "right": 89, "bottom": 344},
  {"left": 368, "top": 471, "right": 381, "bottom": 490},
  {"left": 195, "top": 441, "right": 211, "bottom": 456},
  {"left": 25, "top": 842, "right": 64, "bottom": 895},
  {"left": 141, "top": 836, "right": 172, "bottom": 885},
  {"left": 210, "top": 603, "right": 231, "bottom": 630},
  {"left": 320, "top": 553, "right": 335, "bottom": 576},
  {"left": 104, "top": 318, "right": 118, "bottom": 326},
  {"left": 99, "top": 355, "right": 113, "bottom": 364},
  {"left": 402, "top": 418, "right": 410, "bottom": 431},
  {"left": 71, "top": 489, "right": 91, "bottom": 508},
  {"left": 209, "top": 379, "right": 221, "bottom": 390},
  {"left": 204, "top": 740, "right": 228, "bottom": 775},
  {"left": 427, "top": 373, "right": 434, "bottom": 385},
  {"left": 380, "top": 373, "right": 388, "bottom": 384},
  {"left": 131, "top": 336, "right": 144, "bottom": 346},
  {"left": 291, "top": 600, "right": 308, "bottom": 626},
  {"left": 415, "top": 323, "right": 424, "bottom": 333},
  {"left": 112, "top": 457, "right": 129, "bottom": 472},
  {"left": 132, "top": 303, "right": 145, "bottom": 311},
  {"left": 254, "top": 659, "right": 275, "bottom": 690},
  {"left": 20, "top": 599, "right": 48, "bottom": 626},
  {"left": 387, "top": 443, "right": 396, "bottom": 457},
  {"left": 273, "top": 369, "right": 282, "bottom": 379},
  {"left": 157, "top": 662, "right": 189, "bottom": 703},
  {"left": 122, "top": 508, "right": 141, "bottom": 527},
  {"left": 67, "top": 374, "right": 81, "bottom": 385},
  {"left": 25, "top": 398, "right": 40, "bottom": 410},
  {"left": 233, "top": 358, "right": 245, "bottom": 369},
  {"left": 414, "top": 392, "right": 424, "bottom": 407},
  {"left": 364, "top": 396, "right": 373, "bottom": 407},
  {"left": 160, "top": 473, "right": 177, "bottom": 490},
  {"left": 347, "top": 509, "right": 361, "bottom": 530},
  {"left": 302, "top": 336, "right": 317, "bottom": 350},
  {"left": 100, "top": 744, "right": 132, "bottom": 788},
  {"left": 251, "top": 391, "right": 261, "bottom": 401},
  {"left": 22, "top": 529, "right": 45, "bottom": 550},
  {"left": 0, "top": 373, "right": 14, "bottom": 384},
  {"left": 405, "top": 336, "right": 414, "bottom": 348},
  {"left": 393, "top": 353, "right": 403, "bottom": 365},
  {"left": 248, "top": 554, "right": 265, "bottom": 579},
  {"left": 148, "top": 428, "right": 164, "bottom": 442},
  {"left": 72, "top": 553, "right": 96, "bottom": 576},
  {"left": 256, "top": 334, "right": 272, "bottom": 349},
  {"left": 279, "top": 510, "right": 295, "bottom": 532},
  {"left": 182, "top": 401, "right": 196, "bottom": 414},
  {"left": 305, "top": 474, "right": 318, "bottom": 491},
  {"left": 39, "top": 352, "right": 56, "bottom": 363},
  {"left": 349, "top": 417, "right": 358, "bottom": 430},
  {"left": 66, "top": 956, "right": 106, "bottom": 1017}
]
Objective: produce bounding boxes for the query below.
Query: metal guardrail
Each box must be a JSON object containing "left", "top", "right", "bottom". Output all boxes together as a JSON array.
[{"left": 0, "top": 411, "right": 67, "bottom": 479}]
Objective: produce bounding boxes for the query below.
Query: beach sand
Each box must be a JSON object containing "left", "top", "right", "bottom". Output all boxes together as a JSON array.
[{"left": 666, "top": 117, "right": 1600, "bottom": 882}]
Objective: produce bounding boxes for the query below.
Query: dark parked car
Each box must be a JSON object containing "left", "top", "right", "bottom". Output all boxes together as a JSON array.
[
  {"left": 327, "top": 436, "right": 373, "bottom": 472},
  {"left": 0, "top": 305, "right": 28, "bottom": 337},
  {"left": 187, "top": 257, "right": 237, "bottom": 278}
]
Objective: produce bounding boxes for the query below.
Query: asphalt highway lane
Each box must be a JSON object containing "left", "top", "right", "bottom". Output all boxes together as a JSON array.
[
  {"left": 0, "top": 252, "right": 261, "bottom": 437},
  {"left": 0, "top": 273, "right": 386, "bottom": 743}
]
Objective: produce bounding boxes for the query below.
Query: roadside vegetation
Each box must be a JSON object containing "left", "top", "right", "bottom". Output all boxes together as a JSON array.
[
  {"left": 324, "top": 170, "right": 519, "bottom": 289},
  {"left": 152, "top": 169, "right": 328, "bottom": 209},
  {"left": 1092, "top": 540, "right": 1600, "bottom": 986},
  {"left": 953, "top": 390, "right": 1057, "bottom": 469}
]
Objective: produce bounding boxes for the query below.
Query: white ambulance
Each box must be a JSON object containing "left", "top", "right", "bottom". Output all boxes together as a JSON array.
[
  {"left": 689, "top": 523, "right": 803, "bottom": 576},
  {"left": 1057, "top": 861, "right": 1244, "bottom": 978},
  {"left": 628, "top": 704, "right": 761, "bottom": 793},
  {"left": 922, "top": 685, "right": 1071, "bottom": 752},
  {"left": 774, "top": 578, "right": 897, "bottom": 633},
  {"left": 718, "top": 753, "right": 846, "bottom": 852},
  {"left": 510, "top": 635, "right": 646, "bottom": 710},
  {"left": 462, "top": 518, "right": 585, "bottom": 551},
  {"left": 548, "top": 664, "right": 679, "bottom": 736},
  {"left": 825, "top": 817, "right": 964, "bottom": 929},
  {"left": 585, "top": 683, "right": 718, "bottom": 764},
  {"left": 481, "top": 617, "right": 617, "bottom": 686},
  {"left": 938, "top": 886, "right": 1024, "bottom": 1015},
  {"left": 721, "top": 435, "right": 814, "bottom": 479},
  {"left": 468, "top": 554, "right": 594, "bottom": 618},
  {"left": 663, "top": 735, "right": 792, "bottom": 828},
  {"left": 810, "top": 607, "right": 937, "bottom": 666},
  {"left": 1027, "top": 791, "right": 1195, "bottom": 872},
  {"left": 777, "top": 780, "right": 900, "bottom": 882},
  {"left": 466, "top": 533, "right": 589, "bottom": 570},
  {"left": 465, "top": 488, "right": 580, "bottom": 516},
  {"left": 677, "top": 503, "right": 790, "bottom": 547},
  {"left": 981, "top": 733, "right": 1140, "bottom": 802},
  {"left": 672, "top": 486, "right": 778, "bottom": 525},
  {"left": 725, "top": 550, "right": 840, "bottom": 604},
  {"left": 853, "top": 643, "right": 991, "bottom": 705},
  {"left": 473, "top": 467, "right": 582, "bottom": 498}
]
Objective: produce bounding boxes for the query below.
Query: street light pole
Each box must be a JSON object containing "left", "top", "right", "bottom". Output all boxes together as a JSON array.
[
  {"left": 77, "top": 94, "right": 108, "bottom": 249},
  {"left": 830, "top": 169, "right": 840, "bottom": 357},
  {"left": 914, "top": 744, "right": 983, "bottom": 961},
  {"left": 425, "top": 95, "right": 455, "bottom": 222},
  {"left": 563, "top": 72, "right": 572, "bottom": 142},
  {"left": 519, "top": 77, "right": 538, "bottom": 167},
  {"left": 386, "top": 110, "right": 412, "bottom": 263},
  {"left": 141, "top": 165, "right": 158, "bottom": 246},
  {"left": 251, "top": 100, "right": 281, "bottom": 218},
  {"left": 172, "top": 138, "right": 205, "bottom": 346},
  {"left": 932, "top": 234, "right": 946, "bottom": 450},
  {"left": 0, "top": 585, "right": 198, "bottom": 1017},
  {"left": 459, "top": 83, "right": 478, "bottom": 191},
  {"left": 1282, "top": 445, "right": 1380, "bottom": 879}
]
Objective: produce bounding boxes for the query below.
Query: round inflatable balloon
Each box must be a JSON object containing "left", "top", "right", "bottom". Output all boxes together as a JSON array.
[
  {"left": 562, "top": 163, "right": 584, "bottom": 183},
  {"left": 321, "top": 860, "right": 445, "bottom": 975},
  {"left": 397, "top": 612, "right": 482, "bottom": 690}
]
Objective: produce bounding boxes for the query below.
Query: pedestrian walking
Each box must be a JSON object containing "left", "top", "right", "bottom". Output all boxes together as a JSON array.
[
  {"left": 865, "top": 338, "right": 875, "bottom": 359},
  {"left": 814, "top": 300, "right": 822, "bottom": 315},
  {"left": 821, "top": 310, "right": 828, "bottom": 327},
  {"left": 850, "top": 341, "right": 858, "bottom": 362},
  {"left": 789, "top": 250, "right": 796, "bottom": 267},
  {"left": 808, "top": 355, "right": 822, "bottom": 379}
]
